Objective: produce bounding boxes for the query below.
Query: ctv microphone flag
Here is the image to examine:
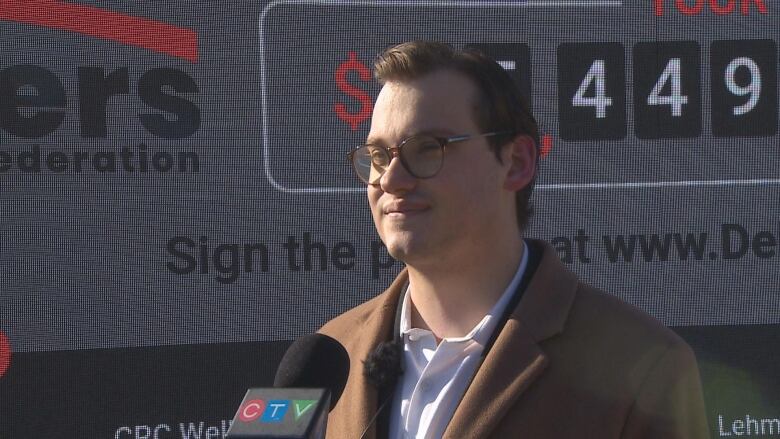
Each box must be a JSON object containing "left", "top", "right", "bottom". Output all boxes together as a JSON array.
[{"left": 226, "top": 388, "right": 330, "bottom": 439}]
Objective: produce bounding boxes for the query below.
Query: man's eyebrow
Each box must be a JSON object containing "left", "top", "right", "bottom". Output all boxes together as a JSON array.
[
  {"left": 364, "top": 136, "right": 384, "bottom": 145},
  {"left": 365, "top": 129, "right": 459, "bottom": 145},
  {"left": 413, "top": 128, "right": 458, "bottom": 137}
]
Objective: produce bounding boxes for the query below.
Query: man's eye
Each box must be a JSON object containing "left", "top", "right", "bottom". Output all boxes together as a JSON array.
[
  {"left": 369, "top": 149, "right": 388, "bottom": 165},
  {"left": 412, "top": 141, "right": 440, "bottom": 156}
]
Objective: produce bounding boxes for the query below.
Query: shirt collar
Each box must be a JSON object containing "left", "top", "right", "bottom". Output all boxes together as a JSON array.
[{"left": 399, "top": 241, "right": 530, "bottom": 344}]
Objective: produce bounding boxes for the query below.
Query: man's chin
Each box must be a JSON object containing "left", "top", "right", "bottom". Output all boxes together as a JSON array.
[
  {"left": 383, "top": 237, "right": 433, "bottom": 266},
  {"left": 384, "top": 242, "right": 410, "bottom": 262},
  {"left": 382, "top": 235, "right": 412, "bottom": 259}
]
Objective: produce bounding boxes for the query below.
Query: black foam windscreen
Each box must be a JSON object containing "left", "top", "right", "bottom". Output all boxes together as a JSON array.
[{"left": 273, "top": 333, "right": 350, "bottom": 411}]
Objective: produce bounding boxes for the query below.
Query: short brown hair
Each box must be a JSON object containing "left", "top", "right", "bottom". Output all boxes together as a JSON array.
[{"left": 373, "top": 41, "right": 540, "bottom": 231}]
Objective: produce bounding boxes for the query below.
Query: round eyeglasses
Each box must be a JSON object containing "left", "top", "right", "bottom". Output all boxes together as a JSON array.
[{"left": 347, "top": 131, "right": 513, "bottom": 185}]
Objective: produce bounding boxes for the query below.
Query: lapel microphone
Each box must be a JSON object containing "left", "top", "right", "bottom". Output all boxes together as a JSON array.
[
  {"left": 361, "top": 340, "right": 404, "bottom": 439},
  {"left": 359, "top": 291, "right": 407, "bottom": 439},
  {"left": 364, "top": 339, "right": 404, "bottom": 389}
]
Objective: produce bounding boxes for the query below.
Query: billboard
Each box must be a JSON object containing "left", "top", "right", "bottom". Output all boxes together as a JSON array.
[{"left": 1, "top": 0, "right": 778, "bottom": 437}]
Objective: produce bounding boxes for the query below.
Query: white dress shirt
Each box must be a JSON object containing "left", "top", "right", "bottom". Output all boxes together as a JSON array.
[{"left": 388, "top": 243, "right": 530, "bottom": 439}]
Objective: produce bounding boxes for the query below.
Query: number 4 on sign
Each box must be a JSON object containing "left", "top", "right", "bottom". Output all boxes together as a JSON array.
[
  {"left": 648, "top": 58, "right": 688, "bottom": 116},
  {"left": 573, "top": 60, "right": 612, "bottom": 118}
]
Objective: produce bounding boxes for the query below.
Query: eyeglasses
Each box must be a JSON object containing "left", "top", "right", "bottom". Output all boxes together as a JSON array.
[{"left": 347, "top": 131, "right": 513, "bottom": 185}]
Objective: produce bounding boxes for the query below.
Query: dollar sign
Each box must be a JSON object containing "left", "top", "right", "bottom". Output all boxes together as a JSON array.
[{"left": 334, "top": 51, "right": 373, "bottom": 131}]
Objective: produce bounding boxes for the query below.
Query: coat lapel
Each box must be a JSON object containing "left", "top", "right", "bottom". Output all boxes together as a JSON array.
[
  {"left": 444, "top": 240, "right": 579, "bottom": 438},
  {"left": 443, "top": 317, "right": 548, "bottom": 438},
  {"left": 324, "top": 271, "right": 407, "bottom": 439}
]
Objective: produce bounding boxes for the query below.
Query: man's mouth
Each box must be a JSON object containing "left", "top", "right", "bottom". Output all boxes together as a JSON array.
[{"left": 383, "top": 200, "right": 429, "bottom": 216}]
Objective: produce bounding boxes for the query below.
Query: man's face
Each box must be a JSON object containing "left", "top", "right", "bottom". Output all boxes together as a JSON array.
[{"left": 366, "top": 69, "right": 516, "bottom": 267}]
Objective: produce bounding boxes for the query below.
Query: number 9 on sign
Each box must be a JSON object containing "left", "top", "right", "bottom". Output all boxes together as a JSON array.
[
  {"left": 725, "top": 57, "right": 761, "bottom": 116},
  {"left": 712, "top": 39, "right": 777, "bottom": 137}
]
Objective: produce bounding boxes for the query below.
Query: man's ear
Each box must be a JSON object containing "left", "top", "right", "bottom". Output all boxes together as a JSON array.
[{"left": 502, "top": 134, "right": 537, "bottom": 191}]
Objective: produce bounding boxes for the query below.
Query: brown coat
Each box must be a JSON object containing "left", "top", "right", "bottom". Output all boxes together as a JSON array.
[{"left": 319, "top": 240, "right": 710, "bottom": 438}]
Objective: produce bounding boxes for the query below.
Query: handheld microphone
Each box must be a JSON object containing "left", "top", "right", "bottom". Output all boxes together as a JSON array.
[{"left": 226, "top": 334, "right": 350, "bottom": 439}]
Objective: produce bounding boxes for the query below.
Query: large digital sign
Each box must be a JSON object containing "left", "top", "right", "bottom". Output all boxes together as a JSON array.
[{"left": 0, "top": 1, "right": 778, "bottom": 437}]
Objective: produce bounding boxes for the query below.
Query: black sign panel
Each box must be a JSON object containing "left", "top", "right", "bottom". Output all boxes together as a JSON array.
[
  {"left": 557, "top": 42, "right": 626, "bottom": 141},
  {"left": 634, "top": 41, "right": 701, "bottom": 139},
  {"left": 466, "top": 43, "right": 533, "bottom": 109},
  {"left": 711, "top": 39, "right": 778, "bottom": 138}
]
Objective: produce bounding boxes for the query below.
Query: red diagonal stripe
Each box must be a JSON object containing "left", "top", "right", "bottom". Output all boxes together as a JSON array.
[
  {"left": 0, "top": 330, "right": 10, "bottom": 378},
  {"left": 0, "top": 0, "right": 198, "bottom": 63}
]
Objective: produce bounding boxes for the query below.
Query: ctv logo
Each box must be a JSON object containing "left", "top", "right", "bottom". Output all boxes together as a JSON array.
[
  {"left": 654, "top": 0, "right": 768, "bottom": 15},
  {"left": 238, "top": 399, "right": 318, "bottom": 423}
]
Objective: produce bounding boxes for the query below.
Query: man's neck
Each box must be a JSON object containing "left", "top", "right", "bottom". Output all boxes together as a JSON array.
[{"left": 406, "top": 236, "right": 526, "bottom": 340}]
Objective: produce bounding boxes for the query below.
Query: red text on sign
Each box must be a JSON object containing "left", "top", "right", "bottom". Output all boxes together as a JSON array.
[{"left": 654, "top": 0, "right": 768, "bottom": 16}]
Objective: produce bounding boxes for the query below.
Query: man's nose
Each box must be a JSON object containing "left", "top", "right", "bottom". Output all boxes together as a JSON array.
[{"left": 379, "top": 156, "right": 416, "bottom": 194}]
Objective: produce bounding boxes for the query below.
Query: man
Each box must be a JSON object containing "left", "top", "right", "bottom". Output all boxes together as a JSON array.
[{"left": 319, "top": 41, "right": 709, "bottom": 438}]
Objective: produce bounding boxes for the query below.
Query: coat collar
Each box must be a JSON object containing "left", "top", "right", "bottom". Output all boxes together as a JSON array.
[
  {"left": 327, "top": 270, "right": 407, "bottom": 439},
  {"left": 444, "top": 239, "right": 579, "bottom": 438},
  {"left": 332, "top": 239, "right": 578, "bottom": 439}
]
